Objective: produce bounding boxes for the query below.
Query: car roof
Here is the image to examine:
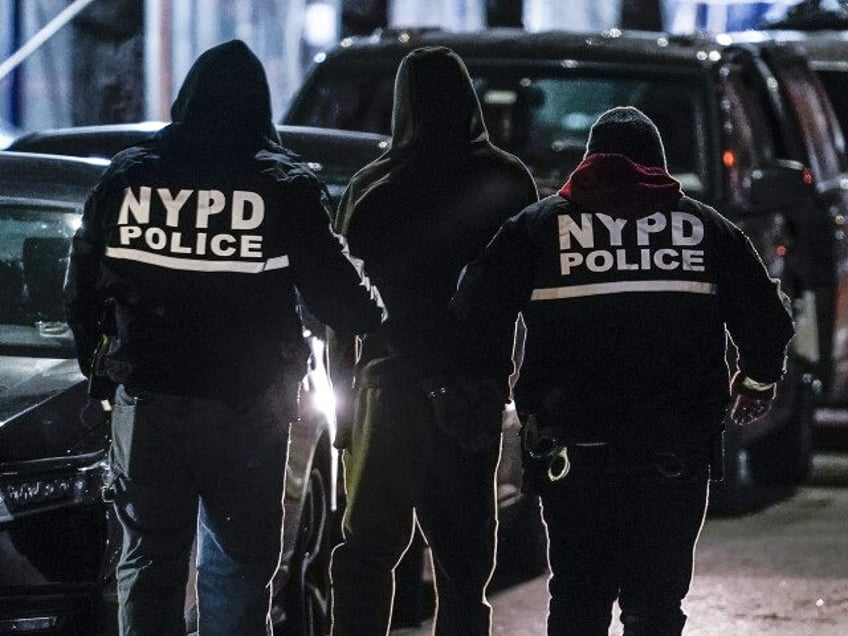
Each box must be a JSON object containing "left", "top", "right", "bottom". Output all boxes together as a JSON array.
[
  {"left": 9, "top": 122, "right": 388, "bottom": 163},
  {"left": 0, "top": 151, "right": 108, "bottom": 209},
  {"left": 313, "top": 27, "right": 753, "bottom": 71}
]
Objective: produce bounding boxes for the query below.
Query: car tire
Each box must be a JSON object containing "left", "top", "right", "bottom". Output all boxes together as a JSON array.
[{"left": 278, "top": 463, "right": 332, "bottom": 636}]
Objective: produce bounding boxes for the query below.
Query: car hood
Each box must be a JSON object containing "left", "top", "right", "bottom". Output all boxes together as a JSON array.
[{"left": 0, "top": 357, "right": 105, "bottom": 465}]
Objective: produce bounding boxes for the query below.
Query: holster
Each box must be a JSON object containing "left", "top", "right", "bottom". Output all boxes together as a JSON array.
[{"left": 87, "top": 301, "right": 117, "bottom": 401}]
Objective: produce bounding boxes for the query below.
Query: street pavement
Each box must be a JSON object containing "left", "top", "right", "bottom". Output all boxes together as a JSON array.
[{"left": 392, "top": 451, "right": 848, "bottom": 636}]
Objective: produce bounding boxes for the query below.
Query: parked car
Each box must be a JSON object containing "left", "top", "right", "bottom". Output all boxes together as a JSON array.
[
  {"left": 283, "top": 27, "right": 848, "bottom": 509},
  {"left": 0, "top": 143, "right": 352, "bottom": 635},
  {"left": 8, "top": 122, "right": 390, "bottom": 207}
]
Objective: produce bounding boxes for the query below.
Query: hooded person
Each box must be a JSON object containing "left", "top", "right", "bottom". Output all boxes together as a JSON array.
[
  {"left": 449, "top": 106, "right": 794, "bottom": 635},
  {"left": 327, "top": 46, "right": 538, "bottom": 635},
  {"left": 65, "top": 40, "right": 384, "bottom": 636}
]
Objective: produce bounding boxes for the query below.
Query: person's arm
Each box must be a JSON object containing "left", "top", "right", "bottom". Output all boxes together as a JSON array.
[
  {"left": 716, "top": 220, "right": 795, "bottom": 424},
  {"left": 287, "top": 176, "right": 386, "bottom": 336},
  {"left": 64, "top": 184, "right": 107, "bottom": 376},
  {"left": 449, "top": 213, "right": 537, "bottom": 394}
]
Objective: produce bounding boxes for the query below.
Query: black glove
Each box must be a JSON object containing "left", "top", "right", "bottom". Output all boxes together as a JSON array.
[
  {"left": 729, "top": 372, "right": 776, "bottom": 426},
  {"left": 422, "top": 375, "right": 504, "bottom": 453}
]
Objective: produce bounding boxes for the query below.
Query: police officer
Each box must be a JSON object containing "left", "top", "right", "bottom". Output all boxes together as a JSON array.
[
  {"left": 64, "top": 40, "right": 384, "bottom": 636},
  {"left": 328, "top": 47, "right": 538, "bottom": 635},
  {"left": 449, "top": 106, "right": 795, "bottom": 635}
]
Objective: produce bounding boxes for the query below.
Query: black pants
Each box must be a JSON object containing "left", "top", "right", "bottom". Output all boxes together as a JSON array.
[
  {"left": 330, "top": 356, "right": 500, "bottom": 636},
  {"left": 109, "top": 381, "right": 291, "bottom": 636},
  {"left": 540, "top": 452, "right": 709, "bottom": 636}
]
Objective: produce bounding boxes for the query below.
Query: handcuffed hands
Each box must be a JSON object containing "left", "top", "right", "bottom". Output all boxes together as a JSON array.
[
  {"left": 729, "top": 373, "right": 776, "bottom": 426},
  {"left": 422, "top": 376, "right": 504, "bottom": 453}
]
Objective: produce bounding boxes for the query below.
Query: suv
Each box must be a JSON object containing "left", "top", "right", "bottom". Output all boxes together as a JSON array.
[{"left": 284, "top": 27, "right": 848, "bottom": 504}]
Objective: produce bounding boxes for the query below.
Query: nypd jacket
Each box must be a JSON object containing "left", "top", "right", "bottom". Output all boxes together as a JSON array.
[
  {"left": 65, "top": 40, "right": 384, "bottom": 399},
  {"left": 450, "top": 153, "right": 795, "bottom": 451}
]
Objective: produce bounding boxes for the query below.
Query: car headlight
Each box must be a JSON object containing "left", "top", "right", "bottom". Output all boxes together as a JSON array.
[{"left": 0, "top": 452, "right": 107, "bottom": 523}]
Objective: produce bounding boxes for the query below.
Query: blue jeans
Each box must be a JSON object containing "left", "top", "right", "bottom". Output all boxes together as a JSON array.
[{"left": 108, "top": 381, "right": 290, "bottom": 636}]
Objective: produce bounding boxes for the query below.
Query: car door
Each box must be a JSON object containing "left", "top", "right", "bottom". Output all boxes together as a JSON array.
[{"left": 763, "top": 46, "right": 848, "bottom": 406}]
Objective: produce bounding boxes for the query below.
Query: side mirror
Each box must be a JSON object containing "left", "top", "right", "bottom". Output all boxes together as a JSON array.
[{"left": 749, "top": 159, "right": 814, "bottom": 209}]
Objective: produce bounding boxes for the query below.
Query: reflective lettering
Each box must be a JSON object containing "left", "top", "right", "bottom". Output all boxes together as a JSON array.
[
  {"left": 559, "top": 214, "right": 594, "bottom": 250},
  {"left": 636, "top": 212, "right": 667, "bottom": 245},
  {"left": 118, "top": 187, "right": 151, "bottom": 225},
  {"left": 232, "top": 191, "right": 265, "bottom": 230},
  {"left": 196, "top": 190, "right": 226, "bottom": 229},
  {"left": 158, "top": 188, "right": 192, "bottom": 227},
  {"left": 671, "top": 212, "right": 704, "bottom": 246}
]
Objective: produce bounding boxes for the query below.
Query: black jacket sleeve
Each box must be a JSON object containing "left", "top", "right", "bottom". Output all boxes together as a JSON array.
[
  {"left": 286, "top": 177, "right": 386, "bottom": 336},
  {"left": 716, "top": 217, "right": 795, "bottom": 383},
  {"left": 64, "top": 184, "right": 107, "bottom": 376},
  {"left": 449, "top": 213, "right": 536, "bottom": 392}
]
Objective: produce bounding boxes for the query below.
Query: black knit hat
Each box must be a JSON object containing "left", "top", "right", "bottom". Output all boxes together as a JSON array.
[{"left": 585, "top": 106, "right": 667, "bottom": 168}]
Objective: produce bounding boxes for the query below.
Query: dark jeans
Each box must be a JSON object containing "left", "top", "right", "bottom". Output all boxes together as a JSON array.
[
  {"left": 108, "top": 381, "right": 290, "bottom": 636},
  {"left": 540, "top": 451, "right": 709, "bottom": 636},
  {"left": 330, "top": 357, "right": 500, "bottom": 636}
]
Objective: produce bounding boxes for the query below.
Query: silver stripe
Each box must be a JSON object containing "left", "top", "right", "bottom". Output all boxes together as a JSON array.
[
  {"left": 531, "top": 280, "right": 717, "bottom": 301},
  {"left": 105, "top": 247, "right": 289, "bottom": 273}
]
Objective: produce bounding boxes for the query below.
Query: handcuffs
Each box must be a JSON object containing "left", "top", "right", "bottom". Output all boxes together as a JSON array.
[{"left": 522, "top": 414, "right": 571, "bottom": 482}]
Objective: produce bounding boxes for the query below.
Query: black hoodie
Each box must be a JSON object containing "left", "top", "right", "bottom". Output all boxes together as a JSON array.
[
  {"left": 334, "top": 46, "right": 538, "bottom": 377},
  {"left": 65, "top": 40, "right": 384, "bottom": 399}
]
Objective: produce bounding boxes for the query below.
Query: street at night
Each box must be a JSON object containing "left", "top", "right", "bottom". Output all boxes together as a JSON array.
[{"left": 395, "top": 450, "right": 848, "bottom": 636}]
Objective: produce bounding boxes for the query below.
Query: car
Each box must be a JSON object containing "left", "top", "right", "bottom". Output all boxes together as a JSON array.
[
  {"left": 8, "top": 122, "right": 390, "bottom": 208},
  {"left": 9, "top": 122, "right": 552, "bottom": 627},
  {"left": 283, "top": 27, "right": 848, "bottom": 510},
  {"left": 0, "top": 138, "right": 373, "bottom": 634}
]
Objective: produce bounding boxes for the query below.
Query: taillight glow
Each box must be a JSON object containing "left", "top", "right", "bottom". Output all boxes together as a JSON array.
[
  {"left": 722, "top": 150, "right": 735, "bottom": 168},
  {"left": 802, "top": 168, "right": 814, "bottom": 185}
]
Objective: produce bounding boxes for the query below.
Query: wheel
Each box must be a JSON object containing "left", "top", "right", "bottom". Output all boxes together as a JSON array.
[
  {"left": 278, "top": 465, "right": 332, "bottom": 636},
  {"left": 747, "top": 358, "right": 814, "bottom": 485}
]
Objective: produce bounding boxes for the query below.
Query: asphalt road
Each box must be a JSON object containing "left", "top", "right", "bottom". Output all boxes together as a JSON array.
[{"left": 393, "top": 451, "right": 848, "bottom": 636}]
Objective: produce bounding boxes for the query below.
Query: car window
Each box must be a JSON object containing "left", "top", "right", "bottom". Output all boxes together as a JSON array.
[
  {"left": 778, "top": 63, "right": 848, "bottom": 181},
  {"left": 0, "top": 204, "right": 78, "bottom": 357},
  {"left": 294, "top": 70, "right": 396, "bottom": 134},
  {"left": 472, "top": 70, "right": 706, "bottom": 194},
  {"left": 290, "top": 62, "right": 708, "bottom": 196},
  {"left": 816, "top": 70, "right": 848, "bottom": 140},
  {"left": 717, "top": 65, "right": 778, "bottom": 211}
]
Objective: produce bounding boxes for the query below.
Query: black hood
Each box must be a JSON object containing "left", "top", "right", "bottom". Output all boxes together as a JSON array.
[
  {"left": 390, "top": 46, "right": 488, "bottom": 152},
  {"left": 336, "top": 46, "right": 505, "bottom": 234},
  {"left": 584, "top": 106, "right": 667, "bottom": 169},
  {"left": 170, "top": 39, "right": 279, "bottom": 143}
]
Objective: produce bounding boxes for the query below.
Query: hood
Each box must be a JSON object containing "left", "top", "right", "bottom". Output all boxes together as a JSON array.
[
  {"left": 584, "top": 106, "right": 667, "bottom": 169},
  {"left": 335, "top": 46, "right": 504, "bottom": 235},
  {"left": 0, "top": 358, "right": 104, "bottom": 464},
  {"left": 559, "top": 153, "right": 682, "bottom": 218},
  {"left": 170, "top": 39, "right": 279, "bottom": 143},
  {"left": 390, "top": 46, "right": 489, "bottom": 153}
]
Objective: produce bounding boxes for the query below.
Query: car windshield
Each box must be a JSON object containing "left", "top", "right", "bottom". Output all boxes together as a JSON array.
[
  {"left": 291, "top": 62, "right": 707, "bottom": 196},
  {"left": 0, "top": 203, "right": 79, "bottom": 357}
]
